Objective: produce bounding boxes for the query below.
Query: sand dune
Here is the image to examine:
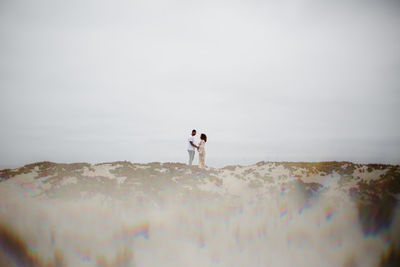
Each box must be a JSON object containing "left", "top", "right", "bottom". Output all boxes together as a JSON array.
[{"left": 0, "top": 161, "right": 399, "bottom": 266}]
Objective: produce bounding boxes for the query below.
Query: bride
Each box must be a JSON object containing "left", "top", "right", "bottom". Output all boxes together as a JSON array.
[{"left": 197, "top": 133, "right": 207, "bottom": 169}]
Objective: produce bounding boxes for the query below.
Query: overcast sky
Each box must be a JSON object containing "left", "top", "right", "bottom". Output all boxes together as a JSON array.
[{"left": 1, "top": 0, "right": 400, "bottom": 168}]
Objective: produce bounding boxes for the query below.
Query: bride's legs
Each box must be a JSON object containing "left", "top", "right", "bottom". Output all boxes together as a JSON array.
[{"left": 199, "top": 153, "right": 205, "bottom": 168}]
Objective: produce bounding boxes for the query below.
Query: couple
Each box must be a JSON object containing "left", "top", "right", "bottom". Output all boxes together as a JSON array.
[{"left": 187, "top": 129, "right": 207, "bottom": 169}]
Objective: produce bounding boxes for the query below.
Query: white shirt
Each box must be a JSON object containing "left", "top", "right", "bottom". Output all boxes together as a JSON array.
[{"left": 188, "top": 135, "right": 196, "bottom": 151}]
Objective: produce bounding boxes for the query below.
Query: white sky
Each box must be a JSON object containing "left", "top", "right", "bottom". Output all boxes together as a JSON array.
[{"left": 1, "top": 0, "right": 400, "bottom": 168}]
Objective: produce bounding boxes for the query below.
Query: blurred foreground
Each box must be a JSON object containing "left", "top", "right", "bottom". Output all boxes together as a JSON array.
[{"left": 0, "top": 161, "right": 399, "bottom": 266}]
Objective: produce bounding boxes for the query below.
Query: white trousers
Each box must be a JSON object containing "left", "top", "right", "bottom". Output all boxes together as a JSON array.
[{"left": 188, "top": 150, "right": 195, "bottom": 166}]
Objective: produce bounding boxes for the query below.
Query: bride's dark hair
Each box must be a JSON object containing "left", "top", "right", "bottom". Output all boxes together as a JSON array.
[{"left": 200, "top": 133, "right": 207, "bottom": 142}]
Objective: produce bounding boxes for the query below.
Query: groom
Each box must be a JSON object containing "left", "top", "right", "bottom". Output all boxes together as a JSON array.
[{"left": 187, "top": 129, "right": 199, "bottom": 166}]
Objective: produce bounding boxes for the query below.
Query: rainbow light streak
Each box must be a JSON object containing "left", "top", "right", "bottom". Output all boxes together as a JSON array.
[
  {"left": 280, "top": 184, "right": 286, "bottom": 196},
  {"left": 298, "top": 200, "right": 312, "bottom": 215},
  {"left": 325, "top": 207, "right": 334, "bottom": 221},
  {"left": 280, "top": 204, "right": 293, "bottom": 224},
  {"left": 280, "top": 204, "right": 288, "bottom": 218},
  {"left": 22, "top": 183, "right": 36, "bottom": 196},
  {"left": 73, "top": 249, "right": 92, "bottom": 262},
  {"left": 69, "top": 222, "right": 149, "bottom": 263},
  {"left": 25, "top": 242, "right": 39, "bottom": 259},
  {"left": 198, "top": 234, "right": 206, "bottom": 248},
  {"left": 334, "top": 238, "right": 343, "bottom": 248},
  {"left": 122, "top": 222, "right": 149, "bottom": 240}
]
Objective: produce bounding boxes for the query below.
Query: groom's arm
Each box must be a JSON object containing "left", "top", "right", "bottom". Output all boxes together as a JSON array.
[{"left": 190, "top": 141, "right": 199, "bottom": 149}]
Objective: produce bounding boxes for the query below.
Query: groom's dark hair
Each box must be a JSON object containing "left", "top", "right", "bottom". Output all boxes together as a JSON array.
[{"left": 192, "top": 129, "right": 196, "bottom": 133}]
